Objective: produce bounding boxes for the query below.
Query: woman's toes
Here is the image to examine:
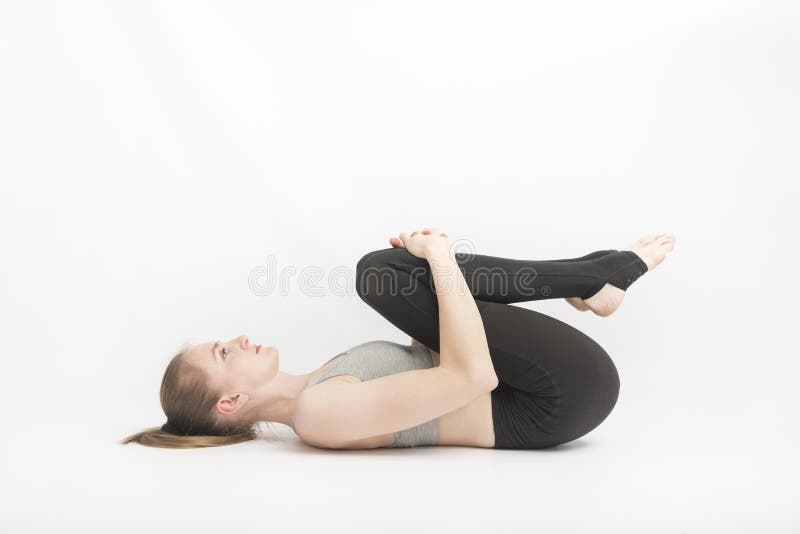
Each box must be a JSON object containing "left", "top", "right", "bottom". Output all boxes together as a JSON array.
[
  {"left": 625, "top": 235, "right": 655, "bottom": 250},
  {"left": 657, "top": 233, "right": 676, "bottom": 248}
]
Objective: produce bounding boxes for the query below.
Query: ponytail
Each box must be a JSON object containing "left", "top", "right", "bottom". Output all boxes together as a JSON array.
[{"left": 120, "top": 424, "right": 258, "bottom": 449}]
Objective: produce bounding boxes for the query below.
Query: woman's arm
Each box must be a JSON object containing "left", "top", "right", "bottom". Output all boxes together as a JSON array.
[
  {"left": 393, "top": 227, "right": 497, "bottom": 384},
  {"left": 294, "top": 365, "right": 491, "bottom": 445},
  {"left": 425, "top": 244, "right": 497, "bottom": 384}
]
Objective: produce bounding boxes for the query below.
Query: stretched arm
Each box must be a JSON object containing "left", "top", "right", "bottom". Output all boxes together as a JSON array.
[{"left": 396, "top": 228, "right": 497, "bottom": 384}]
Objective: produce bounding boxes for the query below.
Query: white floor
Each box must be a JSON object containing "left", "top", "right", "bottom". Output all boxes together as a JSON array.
[
  {"left": 7, "top": 249, "right": 798, "bottom": 533},
  {"left": 1, "top": 1, "right": 798, "bottom": 532},
  {"left": 11, "top": 386, "right": 799, "bottom": 533}
]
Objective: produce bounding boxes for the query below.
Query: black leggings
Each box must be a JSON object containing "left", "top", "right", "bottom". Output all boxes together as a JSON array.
[{"left": 355, "top": 246, "right": 648, "bottom": 449}]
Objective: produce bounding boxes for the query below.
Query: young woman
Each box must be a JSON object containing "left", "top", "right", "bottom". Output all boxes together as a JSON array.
[{"left": 121, "top": 228, "right": 676, "bottom": 450}]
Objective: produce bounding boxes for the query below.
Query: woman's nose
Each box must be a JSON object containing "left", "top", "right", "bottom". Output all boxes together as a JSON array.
[{"left": 239, "top": 336, "right": 249, "bottom": 349}]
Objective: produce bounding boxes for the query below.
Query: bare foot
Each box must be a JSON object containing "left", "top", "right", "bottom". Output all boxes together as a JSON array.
[
  {"left": 567, "top": 234, "right": 676, "bottom": 317},
  {"left": 565, "top": 297, "right": 591, "bottom": 312},
  {"left": 623, "top": 233, "right": 676, "bottom": 271}
]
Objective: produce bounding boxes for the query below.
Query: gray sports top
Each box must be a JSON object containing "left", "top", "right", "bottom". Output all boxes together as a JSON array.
[{"left": 312, "top": 340, "right": 440, "bottom": 448}]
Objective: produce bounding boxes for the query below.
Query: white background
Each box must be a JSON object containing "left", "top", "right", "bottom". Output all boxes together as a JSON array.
[{"left": 1, "top": 1, "right": 798, "bottom": 532}]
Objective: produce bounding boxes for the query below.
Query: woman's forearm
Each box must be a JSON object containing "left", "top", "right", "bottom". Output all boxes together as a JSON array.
[{"left": 426, "top": 247, "right": 498, "bottom": 385}]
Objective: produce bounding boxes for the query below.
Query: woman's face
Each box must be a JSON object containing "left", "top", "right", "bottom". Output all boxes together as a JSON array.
[{"left": 182, "top": 335, "right": 279, "bottom": 397}]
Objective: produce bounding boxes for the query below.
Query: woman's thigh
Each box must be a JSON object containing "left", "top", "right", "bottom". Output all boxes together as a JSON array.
[
  {"left": 356, "top": 247, "right": 621, "bottom": 449},
  {"left": 478, "top": 300, "right": 620, "bottom": 449}
]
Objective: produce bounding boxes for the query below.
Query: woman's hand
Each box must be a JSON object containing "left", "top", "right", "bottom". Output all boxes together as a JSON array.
[{"left": 389, "top": 227, "right": 451, "bottom": 260}]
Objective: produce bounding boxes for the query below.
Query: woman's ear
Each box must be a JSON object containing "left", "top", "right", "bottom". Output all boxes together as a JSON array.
[{"left": 216, "top": 393, "right": 250, "bottom": 416}]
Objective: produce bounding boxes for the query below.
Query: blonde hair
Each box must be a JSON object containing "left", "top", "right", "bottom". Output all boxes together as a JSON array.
[{"left": 120, "top": 347, "right": 261, "bottom": 449}]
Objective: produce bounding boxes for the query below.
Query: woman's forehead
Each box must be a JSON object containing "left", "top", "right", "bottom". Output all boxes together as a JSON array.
[{"left": 184, "top": 341, "right": 216, "bottom": 366}]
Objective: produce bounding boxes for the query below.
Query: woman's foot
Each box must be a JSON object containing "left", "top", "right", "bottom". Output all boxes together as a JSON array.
[{"left": 566, "top": 233, "right": 676, "bottom": 317}]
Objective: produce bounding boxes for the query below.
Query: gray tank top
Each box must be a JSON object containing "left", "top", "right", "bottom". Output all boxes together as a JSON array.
[{"left": 313, "top": 340, "right": 440, "bottom": 448}]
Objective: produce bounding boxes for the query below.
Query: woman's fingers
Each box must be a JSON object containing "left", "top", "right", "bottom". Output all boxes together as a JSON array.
[
  {"left": 391, "top": 228, "right": 451, "bottom": 260},
  {"left": 391, "top": 227, "right": 449, "bottom": 255},
  {"left": 423, "top": 227, "right": 447, "bottom": 237}
]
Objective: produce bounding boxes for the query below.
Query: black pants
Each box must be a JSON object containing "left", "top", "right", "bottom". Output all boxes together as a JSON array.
[{"left": 355, "top": 246, "right": 643, "bottom": 449}]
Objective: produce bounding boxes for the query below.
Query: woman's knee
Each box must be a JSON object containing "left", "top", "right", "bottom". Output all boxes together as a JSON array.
[
  {"left": 356, "top": 248, "right": 390, "bottom": 275},
  {"left": 356, "top": 248, "right": 403, "bottom": 302}
]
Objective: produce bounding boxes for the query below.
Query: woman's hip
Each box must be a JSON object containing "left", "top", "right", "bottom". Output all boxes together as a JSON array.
[{"left": 478, "top": 300, "right": 621, "bottom": 449}]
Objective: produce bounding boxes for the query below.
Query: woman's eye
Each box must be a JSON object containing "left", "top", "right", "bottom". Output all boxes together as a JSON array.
[{"left": 221, "top": 347, "right": 229, "bottom": 360}]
